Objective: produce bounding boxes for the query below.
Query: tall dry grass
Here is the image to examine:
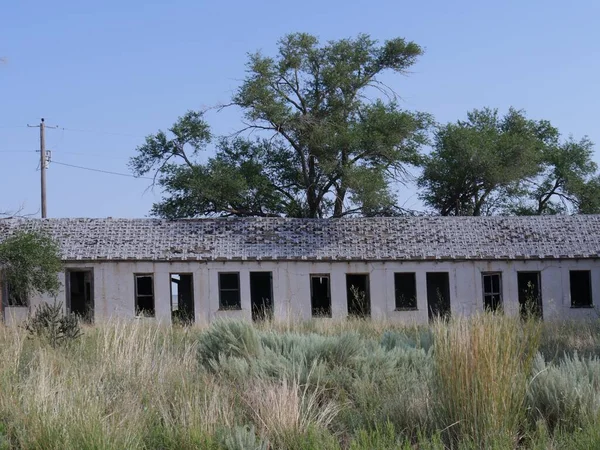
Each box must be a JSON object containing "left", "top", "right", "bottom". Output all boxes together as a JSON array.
[
  {"left": 432, "top": 313, "right": 541, "bottom": 447},
  {"left": 0, "top": 320, "right": 234, "bottom": 449},
  {"left": 2, "top": 313, "right": 600, "bottom": 449},
  {"left": 243, "top": 372, "right": 341, "bottom": 445}
]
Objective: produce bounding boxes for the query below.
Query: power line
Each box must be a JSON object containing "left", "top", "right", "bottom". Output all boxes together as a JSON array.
[
  {"left": 52, "top": 160, "right": 153, "bottom": 180},
  {"left": 59, "top": 127, "right": 146, "bottom": 138},
  {"left": 0, "top": 150, "right": 37, "bottom": 153},
  {"left": 50, "top": 149, "right": 129, "bottom": 159}
]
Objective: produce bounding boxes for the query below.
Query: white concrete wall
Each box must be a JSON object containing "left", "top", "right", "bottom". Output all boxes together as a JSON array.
[{"left": 4, "top": 259, "right": 600, "bottom": 325}]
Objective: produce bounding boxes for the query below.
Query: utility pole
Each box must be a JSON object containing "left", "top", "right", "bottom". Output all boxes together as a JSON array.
[
  {"left": 28, "top": 118, "right": 57, "bottom": 218},
  {"left": 40, "top": 119, "right": 47, "bottom": 218}
]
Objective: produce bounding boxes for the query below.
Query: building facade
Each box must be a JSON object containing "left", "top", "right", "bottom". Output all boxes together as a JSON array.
[{"left": 1, "top": 216, "right": 599, "bottom": 324}]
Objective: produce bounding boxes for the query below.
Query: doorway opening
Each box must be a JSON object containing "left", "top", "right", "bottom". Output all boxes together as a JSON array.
[
  {"left": 346, "top": 274, "right": 370, "bottom": 317},
  {"left": 426, "top": 272, "right": 451, "bottom": 320},
  {"left": 517, "top": 272, "right": 542, "bottom": 319},
  {"left": 67, "top": 270, "right": 94, "bottom": 323},
  {"left": 250, "top": 272, "right": 273, "bottom": 321},
  {"left": 170, "top": 274, "right": 194, "bottom": 324}
]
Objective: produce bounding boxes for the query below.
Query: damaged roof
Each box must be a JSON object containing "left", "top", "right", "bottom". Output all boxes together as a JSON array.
[{"left": 0, "top": 215, "right": 599, "bottom": 261}]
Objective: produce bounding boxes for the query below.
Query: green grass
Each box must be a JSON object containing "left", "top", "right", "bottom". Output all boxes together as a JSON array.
[{"left": 1, "top": 315, "right": 600, "bottom": 449}]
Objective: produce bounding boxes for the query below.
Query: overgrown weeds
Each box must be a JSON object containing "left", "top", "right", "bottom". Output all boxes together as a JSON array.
[
  {"left": 0, "top": 314, "right": 599, "bottom": 448},
  {"left": 25, "top": 301, "right": 82, "bottom": 348},
  {"left": 432, "top": 313, "right": 541, "bottom": 447}
]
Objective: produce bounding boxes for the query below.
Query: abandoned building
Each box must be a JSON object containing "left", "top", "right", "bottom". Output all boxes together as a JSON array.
[{"left": 1, "top": 215, "right": 599, "bottom": 325}]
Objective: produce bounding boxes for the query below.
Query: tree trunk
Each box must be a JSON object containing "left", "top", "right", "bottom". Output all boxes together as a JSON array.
[
  {"left": 307, "top": 154, "right": 319, "bottom": 218},
  {"left": 333, "top": 187, "right": 346, "bottom": 218},
  {"left": 333, "top": 149, "right": 349, "bottom": 218}
]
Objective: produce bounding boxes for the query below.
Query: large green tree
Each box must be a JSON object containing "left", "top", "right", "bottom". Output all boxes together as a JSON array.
[
  {"left": 417, "top": 108, "right": 559, "bottom": 216},
  {"left": 512, "top": 137, "right": 600, "bottom": 215},
  {"left": 131, "top": 33, "right": 432, "bottom": 218},
  {"left": 0, "top": 230, "right": 62, "bottom": 306}
]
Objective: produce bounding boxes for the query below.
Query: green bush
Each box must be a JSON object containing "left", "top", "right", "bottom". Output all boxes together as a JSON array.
[{"left": 25, "top": 301, "right": 82, "bottom": 348}]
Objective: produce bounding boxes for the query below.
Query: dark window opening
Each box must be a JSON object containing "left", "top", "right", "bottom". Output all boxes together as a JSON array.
[
  {"left": 171, "top": 273, "right": 194, "bottom": 324},
  {"left": 311, "top": 275, "right": 331, "bottom": 317},
  {"left": 5, "top": 282, "right": 28, "bottom": 307},
  {"left": 250, "top": 272, "right": 273, "bottom": 321},
  {"left": 426, "top": 272, "right": 451, "bottom": 320},
  {"left": 135, "top": 274, "right": 155, "bottom": 317},
  {"left": 346, "top": 274, "right": 370, "bottom": 317},
  {"left": 219, "top": 272, "right": 241, "bottom": 310},
  {"left": 570, "top": 270, "right": 593, "bottom": 308},
  {"left": 67, "top": 270, "right": 94, "bottom": 323},
  {"left": 482, "top": 272, "right": 502, "bottom": 312},
  {"left": 517, "top": 272, "right": 542, "bottom": 319},
  {"left": 394, "top": 273, "right": 417, "bottom": 310}
]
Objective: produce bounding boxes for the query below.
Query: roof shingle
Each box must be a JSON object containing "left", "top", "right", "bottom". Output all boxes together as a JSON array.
[{"left": 0, "top": 216, "right": 599, "bottom": 261}]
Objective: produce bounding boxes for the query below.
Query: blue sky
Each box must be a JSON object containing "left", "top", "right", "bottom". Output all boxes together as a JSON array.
[{"left": 1, "top": 0, "right": 599, "bottom": 218}]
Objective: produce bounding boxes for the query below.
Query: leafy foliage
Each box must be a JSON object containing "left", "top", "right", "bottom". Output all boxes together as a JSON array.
[
  {"left": 25, "top": 301, "right": 82, "bottom": 348},
  {"left": 418, "top": 108, "right": 557, "bottom": 216},
  {"left": 418, "top": 108, "right": 600, "bottom": 216},
  {"left": 0, "top": 231, "right": 62, "bottom": 305},
  {"left": 514, "top": 137, "right": 600, "bottom": 214},
  {"left": 131, "top": 33, "right": 432, "bottom": 218}
]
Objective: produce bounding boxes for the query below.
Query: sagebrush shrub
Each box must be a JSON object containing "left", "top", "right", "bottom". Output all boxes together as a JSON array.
[
  {"left": 220, "top": 425, "right": 268, "bottom": 450},
  {"left": 527, "top": 352, "right": 600, "bottom": 432},
  {"left": 198, "top": 319, "right": 261, "bottom": 367},
  {"left": 381, "top": 328, "right": 433, "bottom": 352}
]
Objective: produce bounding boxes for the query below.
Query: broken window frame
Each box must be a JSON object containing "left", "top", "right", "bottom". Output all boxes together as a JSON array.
[
  {"left": 170, "top": 273, "right": 195, "bottom": 324},
  {"left": 169, "top": 273, "right": 195, "bottom": 311},
  {"left": 310, "top": 274, "right": 332, "bottom": 317},
  {"left": 517, "top": 271, "right": 543, "bottom": 319},
  {"left": 346, "top": 273, "right": 371, "bottom": 317},
  {"left": 482, "top": 272, "right": 503, "bottom": 312},
  {"left": 394, "top": 272, "right": 417, "bottom": 310},
  {"left": 569, "top": 270, "right": 593, "bottom": 308},
  {"left": 134, "top": 274, "right": 155, "bottom": 317},
  {"left": 218, "top": 272, "right": 241, "bottom": 310}
]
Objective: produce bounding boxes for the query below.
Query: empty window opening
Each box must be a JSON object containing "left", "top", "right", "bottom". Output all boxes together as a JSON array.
[
  {"left": 570, "top": 270, "right": 593, "bottom": 308},
  {"left": 311, "top": 275, "right": 331, "bottom": 317},
  {"left": 135, "top": 274, "right": 155, "bottom": 317},
  {"left": 517, "top": 271, "right": 542, "bottom": 319},
  {"left": 219, "top": 272, "right": 241, "bottom": 310},
  {"left": 426, "top": 272, "right": 451, "bottom": 320},
  {"left": 346, "top": 274, "right": 371, "bottom": 317},
  {"left": 67, "top": 270, "right": 94, "bottom": 323},
  {"left": 482, "top": 272, "right": 503, "bottom": 312},
  {"left": 250, "top": 272, "right": 273, "bottom": 321},
  {"left": 394, "top": 273, "right": 417, "bottom": 310},
  {"left": 4, "top": 282, "right": 28, "bottom": 307},
  {"left": 170, "top": 273, "right": 194, "bottom": 324}
]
